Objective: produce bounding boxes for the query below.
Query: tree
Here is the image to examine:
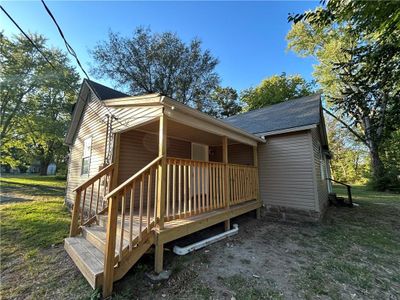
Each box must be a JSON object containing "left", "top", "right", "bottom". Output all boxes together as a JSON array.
[
  {"left": 0, "top": 33, "right": 80, "bottom": 174},
  {"left": 326, "top": 115, "right": 369, "bottom": 184},
  {"left": 0, "top": 33, "right": 44, "bottom": 142},
  {"left": 287, "top": 1, "right": 400, "bottom": 190},
  {"left": 240, "top": 73, "right": 314, "bottom": 110},
  {"left": 91, "top": 27, "right": 220, "bottom": 112},
  {"left": 205, "top": 86, "right": 242, "bottom": 118}
]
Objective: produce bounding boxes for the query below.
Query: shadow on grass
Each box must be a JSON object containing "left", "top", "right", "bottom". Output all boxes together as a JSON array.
[{"left": 0, "top": 181, "right": 65, "bottom": 198}]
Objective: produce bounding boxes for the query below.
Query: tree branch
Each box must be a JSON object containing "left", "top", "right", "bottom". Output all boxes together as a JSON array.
[{"left": 323, "top": 107, "right": 368, "bottom": 146}]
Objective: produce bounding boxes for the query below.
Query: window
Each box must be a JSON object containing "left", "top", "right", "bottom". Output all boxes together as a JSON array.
[{"left": 81, "top": 137, "right": 92, "bottom": 175}]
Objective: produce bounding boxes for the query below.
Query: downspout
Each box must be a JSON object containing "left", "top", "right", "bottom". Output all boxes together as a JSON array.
[{"left": 173, "top": 224, "right": 239, "bottom": 255}]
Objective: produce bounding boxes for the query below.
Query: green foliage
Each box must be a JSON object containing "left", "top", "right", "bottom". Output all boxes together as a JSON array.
[
  {"left": 241, "top": 73, "right": 314, "bottom": 110},
  {"left": 289, "top": 0, "right": 400, "bottom": 44},
  {"left": 0, "top": 33, "right": 80, "bottom": 173},
  {"left": 327, "top": 115, "right": 369, "bottom": 184},
  {"left": 287, "top": 1, "right": 400, "bottom": 190},
  {"left": 91, "top": 27, "right": 220, "bottom": 112},
  {"left": 205, "top": 86, "right": 242, "bottom": 118}
]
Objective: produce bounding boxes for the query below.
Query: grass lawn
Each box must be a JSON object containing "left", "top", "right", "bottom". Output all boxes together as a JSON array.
[{"left": 0, "top": 176, "right": 399, "bottom": 299}]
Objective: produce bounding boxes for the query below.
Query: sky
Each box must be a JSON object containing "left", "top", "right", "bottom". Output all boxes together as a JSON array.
[{"left": 1, "top": 1, "right": 319, "bottom": 93}]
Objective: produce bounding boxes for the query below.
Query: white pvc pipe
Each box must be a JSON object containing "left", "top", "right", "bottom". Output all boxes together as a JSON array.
[{"left": 173, "top": 224, "right": 239, "bottom": 255}]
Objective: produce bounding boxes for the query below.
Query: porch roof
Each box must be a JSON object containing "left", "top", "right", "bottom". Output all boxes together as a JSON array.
[{"left": 104, "top": 95, "right": 265, "bottom": 146}]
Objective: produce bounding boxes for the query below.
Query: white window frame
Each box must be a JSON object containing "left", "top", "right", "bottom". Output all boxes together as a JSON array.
[{"left": 81, "top": 137, "right": 92, "bottom": 176}]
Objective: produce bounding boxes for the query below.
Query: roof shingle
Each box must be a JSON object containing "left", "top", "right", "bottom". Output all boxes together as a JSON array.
[
  {"left": 85, "top": 79, "right": 129, "bottom": 100},
  {"left": 223, "top": 94, "right": 321, "bottom": 135}
]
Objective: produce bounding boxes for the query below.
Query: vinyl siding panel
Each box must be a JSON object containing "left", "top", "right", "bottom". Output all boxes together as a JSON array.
[
  {"left": 65, "top": 93, "right": 163, "bottom": 207},
  {"left": 311, "top": 127, "right": 329, "bottom": 212},
  {"left": 258, "top": 131, "right": 317, "bottom": 211},
  {"left": 118, "top": 130, "right": 191, "bottom": 184},
  {"left": 209, "top": 144, "right": 253, "bottom": 165}
]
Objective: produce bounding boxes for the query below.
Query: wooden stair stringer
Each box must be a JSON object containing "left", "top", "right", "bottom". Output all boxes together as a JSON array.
[{"left": 114, "top": 231, "right": 155, "bottom": 282}]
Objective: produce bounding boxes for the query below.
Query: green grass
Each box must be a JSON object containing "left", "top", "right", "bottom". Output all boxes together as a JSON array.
[
  {"left": 1, "top": 176, "right": 399, "bottom": 299},
  {"left": 0, "top": 175, "right": 90, "bottom": 299},
  {"left": 295, "top": 184, "right": 400, "bottom": 299}
]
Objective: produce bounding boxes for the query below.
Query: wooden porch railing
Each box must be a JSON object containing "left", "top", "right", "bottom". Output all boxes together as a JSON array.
[
  {"left": 101, "top": 156, "right": 162, "bottom": 297},
  {"left": 165, "top": 158, "right": 259, "bottom": 220},
  {"left": 103, "top": 155, "right": 163, "bottom": 261},
  {"left": 165, "top": 158, "right": 226, "bottom": 220},
  {"left": 228, "top": 164, "right": 258, "bottom": 205},
  {"left": 70, "top": 163, "right": 114, "bottom": 236}
]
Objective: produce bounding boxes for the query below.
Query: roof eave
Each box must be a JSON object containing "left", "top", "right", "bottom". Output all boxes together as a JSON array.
[
  {"left": 161, "top": 96, "right": 265, "bottom": 144},
  {"left": 255, "top": 124, "right": 318, "bottom": 137}
]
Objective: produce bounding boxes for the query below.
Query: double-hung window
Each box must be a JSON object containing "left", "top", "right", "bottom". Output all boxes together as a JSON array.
[{"left": 81, "top": 137, "right": 92, "bottom": 175}]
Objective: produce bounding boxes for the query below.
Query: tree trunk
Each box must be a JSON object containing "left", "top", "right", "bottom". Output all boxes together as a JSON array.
[
  {"left": 369, "top": 143, "right": 385, "bottom": 190},
  {"left": 40, "top": 161, "right": 49, "bottom": 176}
]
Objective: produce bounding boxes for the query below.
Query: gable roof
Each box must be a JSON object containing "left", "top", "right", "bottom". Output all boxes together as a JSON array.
[
  {"left": 223, "top": 94, "right": 322, "bottom": 136},
  {"left": 65, "top": 80, "right": 265, "bottom": 146},
  {"left": 84, "top": 79, "right": 129, "bottom": 100},
  {"left": 65, "top": 80, "right": 130, "bottom": 145}
]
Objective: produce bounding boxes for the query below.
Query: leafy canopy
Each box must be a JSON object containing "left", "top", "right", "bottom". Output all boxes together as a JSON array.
[
  {"left": 241, "top": 73, "right": 314, "bottom": 110},
  {"left": 287, "top": 0, "right": 400, "bottom": 190},
  {"left": 205, "top": 86, "right": 243, "bottom": 119},
  {"left": 0, "top": 33, "right": 79, "bottom": 173},
  {"left": 91, "top": 27, "right": 220, "bottom": 111}
]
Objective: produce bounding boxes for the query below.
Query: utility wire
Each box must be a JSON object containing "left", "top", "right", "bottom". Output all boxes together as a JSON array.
[
  {"left": 0, "top": 4, "right": 108, "bottom": 125},
  {"left": 0, "top": 5, "right": 57, "bottom": 71},
  {"left": 40, "top": 0, "right": 132, "bottom": 130},
  {"left": 40, "top": 0, "right": 89, "bottom": 79}
]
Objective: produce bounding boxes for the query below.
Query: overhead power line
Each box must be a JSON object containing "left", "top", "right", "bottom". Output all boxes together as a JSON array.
[
  {"left": 40, "top": 0, "right": 132, "bottom": 130},
  {"left": 0, "top": 4, "right": 57, "bottom": 71},
  {"left": 0, "top": 4, "right": 107, "bottom": 124},
  {"left": 40, "top": 0, "right": 90, "bottom": 79}
]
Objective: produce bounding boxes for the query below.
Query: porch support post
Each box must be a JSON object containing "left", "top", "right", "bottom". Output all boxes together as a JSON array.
[
  {"left": 253, "top": 145, "right": 261, "bottom": 219},
  {"left": 157, "top": 114, "right": 167, "bottom": 230},
  {"left": 110, "top": 132, "right": 121, "bottom": 190},
  {"left": 222, "top": 136, "right": 230, "bottom": 231},
  {"left": 102, "top": 195, "right": 119, "bottom": 298},
  {"left": 155, "top": 114, "right": 167, "bottom": 273},
  {"left": 154, "top": 235, "right": 164, "bottom": 273}
]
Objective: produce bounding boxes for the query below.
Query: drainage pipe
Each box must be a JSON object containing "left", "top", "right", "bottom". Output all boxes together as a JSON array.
[{"left": 173, "top": 224, "right": 239, "bottom": 255}]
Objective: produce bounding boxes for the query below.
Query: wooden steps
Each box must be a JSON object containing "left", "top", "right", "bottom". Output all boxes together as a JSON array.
[
  {"left": 82, "top": 225, "right": 130, "bottom": 258},
  {"left": 64, "top": 213, "right": 153, "bottom": 290},
  {"left": 65, "top": 237, "right": 104, "bottom": 288}
]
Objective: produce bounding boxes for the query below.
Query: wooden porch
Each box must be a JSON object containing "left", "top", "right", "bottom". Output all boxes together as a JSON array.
[{"left": 65, "top": 115, "right": 261, "bottom": 297}]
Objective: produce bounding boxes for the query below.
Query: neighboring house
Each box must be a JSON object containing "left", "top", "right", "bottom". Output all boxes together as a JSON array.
[
  {"left": 64, "top": 79, "right": 331, "bottom": 297},
  {"left": 47, "top": 163, "right": 57, "bottom": 175}
]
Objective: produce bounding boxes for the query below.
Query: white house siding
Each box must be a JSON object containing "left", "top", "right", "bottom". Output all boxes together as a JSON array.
[
  {"left": 258, "top": 131, "right": 318, "bottom": 212},
  {"left": 311, "top": 127, "right": 329, "bottom": 213},
  {"left": 65, "top": 93, "right": 163, "bottom": 206}
]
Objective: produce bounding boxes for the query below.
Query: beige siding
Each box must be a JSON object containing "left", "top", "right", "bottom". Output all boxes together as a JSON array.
[
  {"left": 209, "top": 144, "right": 253, "bottom": 165},
  {"left": 65, "top": 93, "right": 163, "bottom": 206},
  {"left": 228, "top": 144, "right": 254, "bottom": 165},
  {"left": 311, "top": 127, "right": 329, "bottom": 212},
  {"left": 118, "top": 130, "right": 191, "bottom": 184},
  {"left": 258, "top": 131, "right": 317, "bottom": 211}
]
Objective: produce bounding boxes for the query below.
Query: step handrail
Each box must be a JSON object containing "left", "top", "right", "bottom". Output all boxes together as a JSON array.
[
  {"left": 103, "top": 155, "right": 163, "bottom": 297},
  {"left": 104, "top": 155, "right": 163, "bottom": 200},
  {"left": 70, "top": 163, "right": 115, "bottom": 236},
  {"left": 326, "top": 177, "right": 353, "bottom": 206},
  {"left": 73, "top": 163, "right": 114, "bottom": 192}
]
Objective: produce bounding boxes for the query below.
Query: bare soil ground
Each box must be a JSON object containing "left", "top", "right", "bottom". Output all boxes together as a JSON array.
[{"left": 1, "top": 176, "right": 399, "bottom": 300}]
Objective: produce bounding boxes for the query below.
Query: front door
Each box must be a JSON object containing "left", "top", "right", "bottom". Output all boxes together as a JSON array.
[{"left": 191, "top": 143, "right": 209, "bottom": 201}]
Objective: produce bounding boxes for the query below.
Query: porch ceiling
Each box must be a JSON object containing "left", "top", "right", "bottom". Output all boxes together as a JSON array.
[{"left": 135, "top": 119, "right": 237, "bottom": 146}]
